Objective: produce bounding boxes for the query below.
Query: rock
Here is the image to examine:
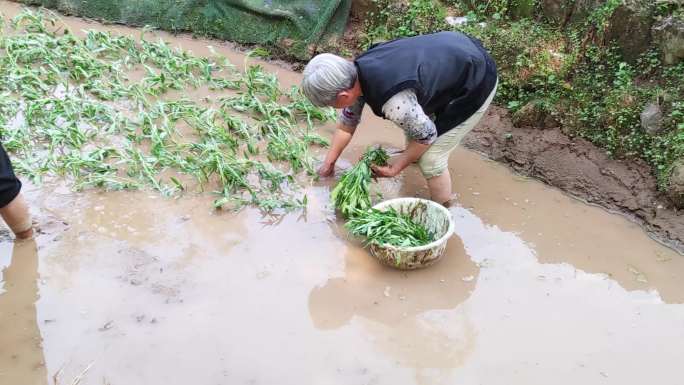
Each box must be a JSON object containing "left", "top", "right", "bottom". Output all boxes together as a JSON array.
[
  {"left": 540, "top": 0, "right": 572, "bottom": 24},
  {"left": 541, "top": 0, "right": 653, "bottom": 64},
  {"left": 605, "top": 0, "right": 654, "bottom": 62},
  {"left": 640, "top": 102, "right": 663, "bottom": 134},
  {"left": 540, "top": 0, "right": 654, "bottom": 62},
  {"left": 512, "top": 100, "right": 559, "bottom": 129},
  {"left": 667, "top": 160, "right": 684, "bottom": 208},
  {"left": 653, "top": 16, "right": 684, "bottom": 65},
  {"left": 445, "top": 16, "right": 468, "bottom": 26}
]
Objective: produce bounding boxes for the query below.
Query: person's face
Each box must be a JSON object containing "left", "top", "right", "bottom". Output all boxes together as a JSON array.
[{"left": 332, "top": 88, "right": 359, "bottom": 109}]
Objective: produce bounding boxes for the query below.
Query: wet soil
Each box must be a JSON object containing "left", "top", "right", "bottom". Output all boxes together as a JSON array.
[
  {"left": 464, "top": 106, "right": 684, "bottom": 253},
  {"left": 1, "top": 2, "right": 684, "bottom": 385}
]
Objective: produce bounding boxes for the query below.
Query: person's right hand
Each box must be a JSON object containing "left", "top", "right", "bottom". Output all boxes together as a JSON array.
[{"left": 317, "top": 162, "right": 335, "bottom": 177}]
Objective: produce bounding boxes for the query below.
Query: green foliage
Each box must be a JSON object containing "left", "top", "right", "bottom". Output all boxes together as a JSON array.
[
  {"left": 564, "top": 47, "right": 684, "bottom": 187},
  {"left": 345, "top": 207, "right": 435, "bottom": 248},
  {"left": 331, "top": 147, "right": 389, "bottom": 218},
  {"left": 654, "top": 0, "right": 684, "bottom": 19},
  {"left": 454, "top": 0, "right": 515, "bottom": 20},
  {"left": 584, "top": 0, "right": 621, "bottom": 32},
  {"left": 453, "top": 12, "right": 683, "bottom": 190},
  {"left": 456, "top": 19, "right": 566, "bottom": 110},
  {"left": 359, "top": 0, "right": 684, "bottom": 190},
  {"left": 362, "top": 0, "right": 447, "bottom": 48},
  {"left": 0, "top": 8, "right": 336, "bottom": 213},
  {"left": 445, "top": 0, "right": 541, "bottom": 20}
]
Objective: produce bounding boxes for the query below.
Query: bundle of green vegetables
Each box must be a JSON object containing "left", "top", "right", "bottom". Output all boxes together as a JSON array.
[
  {"left": 330, "top": 147, "right": 389, "bottom": 218},
  {"left": 331, "top": 146, "right": 435, "bottom": 248},
  {"left": 345, "top": 207, "right": 435, "bottom": 248}
]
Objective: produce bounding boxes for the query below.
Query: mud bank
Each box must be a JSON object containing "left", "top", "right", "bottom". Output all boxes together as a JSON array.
[
  {"left": 464, "top": 106, "right": 684, "bottom": 253},
  {"left": 1, "top": 2, "right": 684, "bottom": 385}
]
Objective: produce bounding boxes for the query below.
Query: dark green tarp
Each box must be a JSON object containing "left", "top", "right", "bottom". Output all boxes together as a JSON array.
[{"left": 16, "top": 0, "right": 352, "bottom": 59}]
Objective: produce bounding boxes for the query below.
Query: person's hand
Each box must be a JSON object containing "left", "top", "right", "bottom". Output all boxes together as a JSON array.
[
  {"left": 317, "top": 162, "right": 335, "bottom": 177},
  {"left": 371, "top": 163, "right": 401, "bottom": 178}
]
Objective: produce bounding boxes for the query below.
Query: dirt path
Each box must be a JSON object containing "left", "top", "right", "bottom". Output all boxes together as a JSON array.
[
  {"left": 464, "top": 106, "right": 684, "bottom": 253},
  {"left": 1, "top": 2, "right": 684, "bottom": 385}
]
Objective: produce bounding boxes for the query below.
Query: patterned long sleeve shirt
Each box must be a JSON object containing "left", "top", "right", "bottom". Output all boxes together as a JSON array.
[{"left": 337, "top": 89, "right": 438, "bottom": 145}]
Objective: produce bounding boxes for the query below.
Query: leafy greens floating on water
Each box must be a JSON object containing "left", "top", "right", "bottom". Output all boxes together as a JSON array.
[
  {"left": 331, "top": 146, "right": 389, "bottom": 218},
  {"left": 0, "top": 8, "right": 335, "bottom": 213},
  {"left": 345, "top": 207, "right": 435, "bottom": 248}
]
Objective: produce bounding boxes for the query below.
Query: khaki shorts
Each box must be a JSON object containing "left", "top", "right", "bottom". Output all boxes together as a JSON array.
[{"left": 418, "top": 82, "right": 498, "bottom": 178}]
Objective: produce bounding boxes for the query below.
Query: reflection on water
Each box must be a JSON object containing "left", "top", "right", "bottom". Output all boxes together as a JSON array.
[
  {"left": 363, "top": 313, "right": 476, "bottom": 385},
  {"left": 0, "top": 240, "right": 47, "bottom": 385},
  {"left": 309, "top": 234, "right": 479, "bottom": 382},
  {"left": 309, "top": 236, "right": 478, "bottom": 328}
]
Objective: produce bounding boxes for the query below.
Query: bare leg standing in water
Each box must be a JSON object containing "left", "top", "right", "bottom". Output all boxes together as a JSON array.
[
  {"left": 0, "top": 142, "right": 39, "bottom": 381},
  {"left": 0, "top": 143, "right": 32, "bottom": 240}
]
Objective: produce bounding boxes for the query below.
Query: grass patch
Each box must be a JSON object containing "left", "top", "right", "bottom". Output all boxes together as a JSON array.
[{"left": 360, "top": 0, "right": 684, "bottom": 190}]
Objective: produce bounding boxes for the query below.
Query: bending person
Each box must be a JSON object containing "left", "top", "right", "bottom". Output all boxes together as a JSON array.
[{"left": 302, "top": 31, "right": 497, "bottom": 205}]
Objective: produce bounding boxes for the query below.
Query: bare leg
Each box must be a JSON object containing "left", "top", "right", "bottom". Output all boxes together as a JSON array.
[
  {"left": 0, "top": 193, "right": 33, "bottom": 240},
  {"left": 427, "top": 170, "right": 452, "bottom": 205}
]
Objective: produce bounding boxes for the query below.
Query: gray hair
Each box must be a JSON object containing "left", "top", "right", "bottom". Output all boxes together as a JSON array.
[{"left": 301, "top": 53, "right": 357, "bottom": 107}]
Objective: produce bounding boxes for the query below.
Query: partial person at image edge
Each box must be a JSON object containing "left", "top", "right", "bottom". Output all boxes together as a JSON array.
[{"left": 0, "top": 143, "right": 33, "bottom": 240}]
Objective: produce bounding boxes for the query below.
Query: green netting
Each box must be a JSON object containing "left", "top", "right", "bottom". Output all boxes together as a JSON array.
[{"left": 16, "top": 0, "right": 351, "bottom": 59}]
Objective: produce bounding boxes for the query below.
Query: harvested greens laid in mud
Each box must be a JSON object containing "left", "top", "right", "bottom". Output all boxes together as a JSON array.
[
  {"left": 0, "top": 9, "right": 335, "bottom": 212},
  {"left": 331, "top": 146, "right": 389, "bottom": 218},
  {"left": 345, "top": 207, "right": 435, "bottom": 248}
]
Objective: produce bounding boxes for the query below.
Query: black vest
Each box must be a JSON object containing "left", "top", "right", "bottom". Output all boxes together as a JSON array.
[{"left": 354, "top": 31, "right": 497, "bottom": 135}]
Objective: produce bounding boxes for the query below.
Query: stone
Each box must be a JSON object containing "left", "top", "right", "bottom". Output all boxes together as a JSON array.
[
  {"left": 512, "top": 100, "right": 559, "bottom": 129},
  {"left": 540, "top": 0, "right": 654, "bottom": 63},
  {"left": 445, "top": 16, "right": 468, "bottom": 26},
  {"left": 605, "top": 0, "right": 654, "bottom": 62},
  {"left": 653, "top": 16, "right": 684, "bottom": 65},
  {"left": 640, "top": 102, "right": 663, "bottom": 134},
  {"left": 540, "top": 0, "right": 654, "bottom": 62},
  {"left": 540, "top": 0, "right": 603, "bottom": 25},
  {"left": 667, "top": 160, "right": 684, "bottom": 209},
  {"left": 540, "top": 0, "right": 572, "bottom": 25}
]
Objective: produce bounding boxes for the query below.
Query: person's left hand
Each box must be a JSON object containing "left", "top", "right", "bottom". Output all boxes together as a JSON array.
[{"left": 371, "top": 163, "right": 401, "bottom": 178}]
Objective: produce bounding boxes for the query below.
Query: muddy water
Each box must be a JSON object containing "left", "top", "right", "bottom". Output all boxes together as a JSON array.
[{"left": 1, "top": 2, "right": 684, "bottom": 384}]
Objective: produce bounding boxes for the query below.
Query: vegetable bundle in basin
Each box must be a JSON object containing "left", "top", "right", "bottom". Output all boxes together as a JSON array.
[
  {"left": 331, "top": 147, "right": 389, "bottom": 218},
  {"left": 345, "top": 207, "right": 435, "bottom": 248}
]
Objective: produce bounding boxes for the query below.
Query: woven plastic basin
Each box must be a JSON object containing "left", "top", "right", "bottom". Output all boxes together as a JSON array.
[{"left": 368, "top": 198, "right": 455, "bottom": 270}]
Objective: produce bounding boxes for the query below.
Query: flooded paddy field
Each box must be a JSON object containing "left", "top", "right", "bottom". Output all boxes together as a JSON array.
[{"left": 1, "top": 2, "right": 683, "bottom": 384}]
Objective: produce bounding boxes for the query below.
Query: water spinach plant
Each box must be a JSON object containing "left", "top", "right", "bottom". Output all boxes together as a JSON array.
[{"left": 0, "top": 9, "right": 335, "bottom": 213}]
